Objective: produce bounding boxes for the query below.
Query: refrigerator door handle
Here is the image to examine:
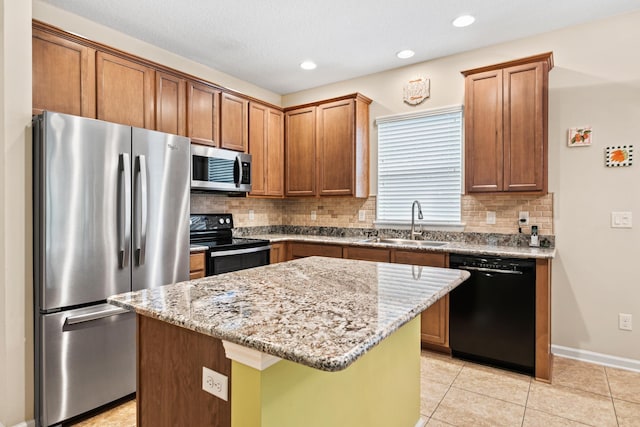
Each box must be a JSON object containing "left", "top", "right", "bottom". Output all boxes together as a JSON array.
[
  {"left": 119, "top": 153, "right": 131, "bottom": 268},
  {"left": 65, "top": 306, "right": 130, "bottom": 325},
  {"left": 135, "top": 155, "right": 148, "bottom": 265}
]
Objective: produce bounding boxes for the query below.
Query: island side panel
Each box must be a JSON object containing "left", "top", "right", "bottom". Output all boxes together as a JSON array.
[
  {"left": 137, "top": 315, "right": 231, "bottom": 427},
  {"left": 231, "top": 318, "right": 422, "bottom": 427}
]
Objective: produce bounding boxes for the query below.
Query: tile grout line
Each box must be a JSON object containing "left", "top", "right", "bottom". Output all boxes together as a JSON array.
[
  {"left": 604, "top": 367, "right": 621, "bottom": 427},
  {"left": 520, "top": 376, "right": 533, "bottom": 427},
  {"left": 427, "top": 358, "right": 467, "bottom": 426}
]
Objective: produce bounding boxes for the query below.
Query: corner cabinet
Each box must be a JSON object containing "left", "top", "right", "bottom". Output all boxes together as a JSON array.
[
  {"left": 249, "top": 102, "right": 284, "bottom": 197},
  {"left": 285, "top": 93, "right": 371, "bottom": 198},
  {"left": 462, "top": 52, "right": 553, "bottom": 194}
]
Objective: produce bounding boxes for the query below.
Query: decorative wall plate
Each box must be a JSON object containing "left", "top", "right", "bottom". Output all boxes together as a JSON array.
[
  {"left": 403, "top": 76, "right": 430, "bottom": 105},
  {"left": 605, "top": 145, "right": 633, "bottom": 167}
]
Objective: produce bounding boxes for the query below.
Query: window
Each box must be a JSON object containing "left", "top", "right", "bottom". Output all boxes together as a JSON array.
[{"left": 376, "top": 105, "right": 462, "bottom": 227}]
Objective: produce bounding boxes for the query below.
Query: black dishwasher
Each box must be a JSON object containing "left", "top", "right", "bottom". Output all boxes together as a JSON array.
[{"left": 449, "top": 254, "right": 536, "bottom": 375}]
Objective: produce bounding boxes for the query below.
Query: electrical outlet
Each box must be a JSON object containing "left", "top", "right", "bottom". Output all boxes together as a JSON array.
[
  {"left": 310, "top": 210, "right": 317, "bottom": 221},
  {"left": 619, "top": 313, "right": 632, "bottom": 331},
  {"left": 611, "top": 212, "right": 632, "bottom": 228},
  {"left": 519, "top": 211, "right": 529, "bottom": 226},
  {"left": 486, "top": 211, "right": 496, "bottom": 225},
  {"left": 202, "top": 366, "right": 228, "bottom": 400},
  {"left": 358, "top": 210, "right": 366, "bottom": 222},
  {"left": 248, "top": 210, "right": 255, "bottom": 221}
]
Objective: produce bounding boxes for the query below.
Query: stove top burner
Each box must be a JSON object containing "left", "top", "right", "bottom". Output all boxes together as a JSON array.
[{"left": 189, "top": 214, "right": 269, "bottom": 252}]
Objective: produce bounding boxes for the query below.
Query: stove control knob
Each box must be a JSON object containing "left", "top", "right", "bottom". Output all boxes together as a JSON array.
[
  {"left": 218, "top": 218, "right": 224, "bottom": 224},
  {"left": 225, "top": 218, "right": 231, "bottom": 224}
]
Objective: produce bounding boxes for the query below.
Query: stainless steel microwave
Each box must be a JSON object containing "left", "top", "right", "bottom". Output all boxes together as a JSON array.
[{"left": 190, "top": 145, "right": 251, "bottom": 192}]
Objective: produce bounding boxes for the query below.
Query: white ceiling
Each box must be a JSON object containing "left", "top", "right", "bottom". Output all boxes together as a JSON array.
[{"left": 42, "top": 0, "right": 640, "bottom": 95}]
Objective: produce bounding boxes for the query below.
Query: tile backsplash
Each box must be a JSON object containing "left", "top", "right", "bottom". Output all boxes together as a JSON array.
[{"left": 191, "top": 192, "right": 554, "bottom": 236}]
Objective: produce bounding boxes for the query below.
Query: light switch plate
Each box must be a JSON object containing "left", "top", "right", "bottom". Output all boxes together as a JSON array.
[
  {"left": 611, "top": 212, "right": 632, "bottom": 228},
  {"left": 486, "top": 211, "right": 496, "bottom": 225}
]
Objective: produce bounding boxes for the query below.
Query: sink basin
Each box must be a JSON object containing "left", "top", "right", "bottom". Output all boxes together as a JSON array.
[{"left": 361, "top": 237, "right": 448, "bottom": 247}]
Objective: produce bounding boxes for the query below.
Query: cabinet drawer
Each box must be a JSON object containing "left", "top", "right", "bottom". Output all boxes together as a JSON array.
[
  {"left": 289, "top": 243, "right": 342, "bottom": 259},
  {"left": 343, "top": 246, "right": 390, "bottom": 262},
  {"left": 392, "top": 250, "right": 446, "bottom": 268}
]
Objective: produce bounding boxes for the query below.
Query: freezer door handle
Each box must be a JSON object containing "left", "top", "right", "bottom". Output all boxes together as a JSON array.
[
  {"left": 135, "top": 155, "right": 148, "bottom": 266},
  {"left": 65, "top": 306, "right": 130, "bottom": 325},
  {"left": 118, "top": 153, "right": 132, "bottom": 268}
]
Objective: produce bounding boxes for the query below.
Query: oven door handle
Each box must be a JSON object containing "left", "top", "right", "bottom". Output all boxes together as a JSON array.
[{"left": 209, "top": 245, "right": 271, "bottom": 258}]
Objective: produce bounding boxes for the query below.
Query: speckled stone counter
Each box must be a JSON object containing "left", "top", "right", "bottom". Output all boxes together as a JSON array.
[
  {"left": 249, "top": 233, "right": 556, "bottom": 259},
  {"left": 108, "top": 256, "right": 469, "bottom": 372}
]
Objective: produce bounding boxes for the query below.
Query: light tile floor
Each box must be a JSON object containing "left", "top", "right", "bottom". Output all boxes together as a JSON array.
[{"left": 71, "top": 351, "right": 640, "bottom": 426}]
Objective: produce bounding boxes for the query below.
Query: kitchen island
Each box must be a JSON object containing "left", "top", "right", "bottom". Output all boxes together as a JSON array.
[{"left": 108, "top": 256, "right": 469, "bottom": 427}]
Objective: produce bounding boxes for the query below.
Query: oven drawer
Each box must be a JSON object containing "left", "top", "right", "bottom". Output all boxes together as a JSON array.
[{"left": 207, "top": 246, "right": 270, "bottom": 275}]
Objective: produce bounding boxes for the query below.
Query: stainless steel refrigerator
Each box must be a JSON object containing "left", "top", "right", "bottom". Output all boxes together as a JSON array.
[{"left": 33, "top": 112, "right": 190, "bottom": 427}]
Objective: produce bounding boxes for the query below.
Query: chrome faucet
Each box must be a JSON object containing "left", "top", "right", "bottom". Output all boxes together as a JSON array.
[{"left": 411, "top": 200, "right": 423, "bottom": 240}]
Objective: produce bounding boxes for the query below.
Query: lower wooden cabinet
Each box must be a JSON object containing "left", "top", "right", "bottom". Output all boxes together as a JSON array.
[
  {"left": 270, "top": 242, "right": 287, "bottom": 264},
  {"left": 391, "top": 250, "right": 450, "bottom": 351},
  {"left": 189, "top": 252, "right": 205, "bottom": 280}
]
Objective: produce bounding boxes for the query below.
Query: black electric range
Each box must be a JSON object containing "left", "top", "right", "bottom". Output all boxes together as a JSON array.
[{"left": 190, "top": 214, "right": 271, "bottom": 276}]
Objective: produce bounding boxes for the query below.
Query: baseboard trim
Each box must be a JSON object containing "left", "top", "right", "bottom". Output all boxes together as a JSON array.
[
  {"left": 415, "top": 416, "right": 428, "bottom": 427},
  {"left": 552, "top": 345, "right": 640, "bottom": 372}
]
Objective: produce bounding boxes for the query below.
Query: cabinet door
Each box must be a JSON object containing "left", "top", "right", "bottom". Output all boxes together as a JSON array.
[
  {"left": 32, "top": 29, "right": 96, "bottom": 117},
  {"left": 503, "top": 61, "right": 546, "bottom": 192},
  {"left": 391, "top": 250, "right": 448, "bottom": 349},
  {"left": 316, "top": 99, "right": 355, "bottom": 196},
  {"left": 265, "top": 108, "right": 284, "bottom": 196},
  {"left": 156, "top": 71, "right": 186, "bottom": 136},
  {"left": 187, "top": 81, "right": 220, "bottom": 146},
  {"left": 270, "top": 243, "right": 287, "bottom": 264},
  {"left": 285, "top": 107, "right": 316, "bottom": 196},
  {"left": 96, "top": 52, "right": 155, "bottom": 129},
  {"left": 343, "top": 246, "right": 389, "bottom": 262},
  {"left": 189, "top": 252, "right": 205, "bottom": 280},
  {"left": 464, "top": 69, "right": 503, "bottom": 193},
  {"left": 249, "top": 103, "right": 284, "bottom": 197},
  {"left": 248, "top": 102, "right": 267, "bottom": 196},
  {"left": 220, "top": 92, "right": 248, "bottom": 152}
]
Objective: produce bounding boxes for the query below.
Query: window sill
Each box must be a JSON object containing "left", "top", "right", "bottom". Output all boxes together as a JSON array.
[{"left": 373, "top": 221, "right": 465, "bottom": 233}]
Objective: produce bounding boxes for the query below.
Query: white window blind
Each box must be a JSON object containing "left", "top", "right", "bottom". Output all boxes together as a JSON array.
[{"left": 376, "top": 105, "right": 462, "bottom": 226}]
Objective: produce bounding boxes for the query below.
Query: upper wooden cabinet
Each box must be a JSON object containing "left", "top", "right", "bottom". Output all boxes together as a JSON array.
[
  {"left": 249, "top": 102, "right": 284, "bottom": 197},
  {"left": 187, "top": 80, "right": 220, "bottom": 146},
  {"left": 285, "top": 93, "right": 371, "bottom": 198},
  {"left": 32, "top": 27, "right": 96, "bottom": 117},
  {"left": 96, "top": 51, "right": 155, "bottom": 129},
  {"left": 155, "top": 71, "right": 186, "bottom": 136},
  {"left": 220, "top": 92, "right": 249, "bottom": 152},
  {"left": 462, "top": 52, "right": 553, "bottom": 194},
  {"left": 285, "top": 106, "right": 317, "bottom": 196}
]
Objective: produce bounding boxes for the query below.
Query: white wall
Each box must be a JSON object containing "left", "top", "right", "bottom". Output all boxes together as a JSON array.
[
  {"left": 1, "top": 1, "right": 33, "bottom": 426},
  {"left": 284, "top": 12, "right": 640, "bottom": 361}
]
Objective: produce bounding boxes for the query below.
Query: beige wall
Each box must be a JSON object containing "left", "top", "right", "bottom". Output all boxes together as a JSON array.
[
  {"left": 1, "top": 0, "right": 33, "bottom": 425},
  {"left": 283, "top": 12, "right": 640, "bottom": 361}
]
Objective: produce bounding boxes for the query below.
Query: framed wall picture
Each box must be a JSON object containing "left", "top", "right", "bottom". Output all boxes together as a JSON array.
[
  {"left": 605, "top": 145, "right": 633, "bottom": 167},
  {"left": 568, "top": 126, "right": 592, "bottom": 146}
]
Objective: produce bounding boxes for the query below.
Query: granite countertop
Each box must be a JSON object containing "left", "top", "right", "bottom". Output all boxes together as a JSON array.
[
  {"left": 108, "top": 256, "right": 469, "bottom": 372},
  {"left": 249, "top": 234, "right": 556, "bottom": 259}
]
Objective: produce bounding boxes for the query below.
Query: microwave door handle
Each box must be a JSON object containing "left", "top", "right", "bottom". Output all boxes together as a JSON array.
[
  {"left": 235, "top": 155, "right": 242, "bottom": 187},
  {"left": 118, "top": 153, "right": 131, "bottom": 268},
  {"left": 135, "top": 155, "right": 148, "bottom": 265}
]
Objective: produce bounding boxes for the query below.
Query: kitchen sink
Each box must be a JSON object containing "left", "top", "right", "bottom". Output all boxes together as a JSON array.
[{"left": 360, "top": 237, "right": 448, "bottom": 247}]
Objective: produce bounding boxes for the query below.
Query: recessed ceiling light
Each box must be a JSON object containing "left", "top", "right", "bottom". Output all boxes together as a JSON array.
[
  {"left": 300, "top": 61, "right": 317, "bottom": 70},
  {"left": 452, "top": 15, "right": 475, "bottom": 27},
  {"left": 396, "top": 49, "right": 415, "bottom": 59}
]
